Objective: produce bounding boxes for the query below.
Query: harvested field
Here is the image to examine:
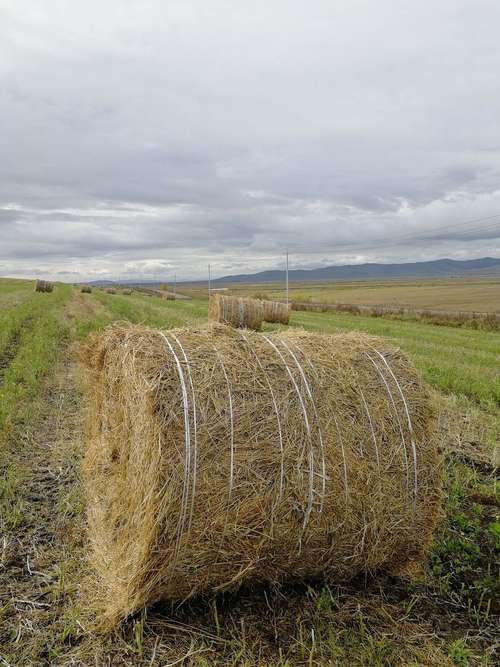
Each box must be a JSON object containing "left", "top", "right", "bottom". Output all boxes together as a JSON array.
[
  {"left": 224, "top": 277, "right": 500, "bottom": 313},
  {"left": 291, "top": 301, "right": 500, "bottom": 331},
  {"left": 0, "top": 280, "right": 498, "bottom": 665},
  {"left": 134, "top": 287, "right": 178, "bottom": 300}
]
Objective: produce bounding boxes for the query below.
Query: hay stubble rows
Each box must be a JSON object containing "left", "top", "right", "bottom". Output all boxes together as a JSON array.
[{"left": 0, "top": 279, "right": 498, "bottom": 665}]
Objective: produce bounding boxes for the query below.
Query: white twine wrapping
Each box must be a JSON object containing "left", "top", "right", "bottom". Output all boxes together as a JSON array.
[
  {"left": 371, "top": 348, "right": 418, "bottom": 516},
  {"left": 288, "top": 340, "right": 349, "bottom": 505},
  {"left": 262, "top": 335, "right": 315, "bottom": 531},
  {"left": 359, "top": 387, "right": 380, "bottom": 469},
  {"left": 278, "top": 339, "right": 327, "bottom": 514},
  {"left": 239, "top": 331, "right": 285, "bottom": 504},
  {"left": 365, "top": 351, "right": 411, "bottom": 499},
  {"left": 238, "top": 298, "right": 245, "bottom": 328},
  {"left": 170, "top": 333, "right": 198, "bottom": 534},
  {"left": 159, "top": 332, "right": 192, "bottom": 562},
  {"left": 213, "top": 344, "right": 235, "bottom": 497}
]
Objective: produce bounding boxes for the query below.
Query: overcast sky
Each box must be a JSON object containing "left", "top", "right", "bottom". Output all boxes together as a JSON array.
[{"left": 1, "top": 1, "right": 500, "bottom": 281}]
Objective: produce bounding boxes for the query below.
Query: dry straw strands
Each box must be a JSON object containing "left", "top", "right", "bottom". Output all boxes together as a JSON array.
[
  {"left": 261, "top": 299, "right": 291, "bottom": 324},
  {"left": 208, "top": 294, "right": 264, "bottom": 330},
  {"left": 81, "top": 285, "right": 92, "bottom": 293},
  {"left": 82, "top": 322, "right": 441, "bottom": 626},
  {"left": 35, "top": 279, "right": 53, "bottom": 293}
]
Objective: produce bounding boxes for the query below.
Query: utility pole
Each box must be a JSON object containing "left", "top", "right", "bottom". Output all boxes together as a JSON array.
[
  {"left": 285, "top": 250, "right": 289, "bottom": 305},
  {"left": 208, "top": 263, "right": 211, "bottom": 299}
]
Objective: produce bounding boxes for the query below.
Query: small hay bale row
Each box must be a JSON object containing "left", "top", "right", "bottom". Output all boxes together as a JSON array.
[
  {"left": 83, "top": 322, "right": 441, "bottom": 625},
  {"left": 35, "top": 279, "right": 53, "bottom": 293},
  {"left": 261, "top": 299, "right": 291, "bottom": 324},
  {"left": 208, "top": 294, "right": 264, "bottom": 330},
  {"left": 81, "top": 285, "right": 92, "bottom": 293}
]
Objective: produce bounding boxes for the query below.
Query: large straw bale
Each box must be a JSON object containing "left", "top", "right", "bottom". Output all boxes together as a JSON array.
[
  {"left": 82, "top": 322, "right": 441, "bottom": 625},
  {"left": 81, "top": 285, "right": 92, "bottom": 293},
  {"left": 261, "top": 299, "right": 291, "bottom": 324},
  {"left": 208, "top": 294, "right": 264, "bottom": 330}
]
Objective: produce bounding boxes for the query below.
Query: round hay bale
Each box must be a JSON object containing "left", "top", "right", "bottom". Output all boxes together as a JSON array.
[
  {"left": 83, "top": 322, "right": 441, "bottom": 625},
  {"left": 81, "top": 285, "right": 92, "bottom": 293},
  {"left": 105, "top": 287, "right": 116, "bottom": 294},
  {"left": 121, "top": 289, "right": 132, "bottom": 295},
  {"left": 35, "top": 279, "right": 53, "bottom": 293},
  {"left": 208, "top": 294, "right": 264, "bottom": 330},
  {"left": 261, "top": 299, "right": 291, "bottom": 324}
]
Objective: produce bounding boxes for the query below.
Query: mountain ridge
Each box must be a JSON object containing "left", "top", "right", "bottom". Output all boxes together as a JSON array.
[
  {"left": 210, "top": 256, "right": 500, "bottom": 284},
  {"left": 85, "top": 257, "right": 500, "bottom": 286}
]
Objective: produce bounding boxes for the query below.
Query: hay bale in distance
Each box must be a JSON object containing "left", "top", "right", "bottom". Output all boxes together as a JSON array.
[
  {"left": 105, "top": 287, "right": 116, "bottom": 294},
  {"left": 83, "top": 322, "right": 440, "bottom": 625},
  {"left": 208, "top": 294, "right": 264, "bottom": 330},
  {"left": 35, "top": 279, "right": 53, "bottom": 293},
  {"left": 261, "top": 299, "right": 291, "bottom": 324},
  {"left": 81, "top": 285, "right": 92, "bottom": 293},
  {"left": 121, "top": 288, "right": 133, "bottom": 295}
]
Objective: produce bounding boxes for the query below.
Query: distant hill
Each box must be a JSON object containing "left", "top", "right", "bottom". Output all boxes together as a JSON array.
[
  {"left": 211, "top": 257, "right": 500, "bottom": 284},
  {"left": 84, "top": 257, "right": 500, "bottom": 287}
]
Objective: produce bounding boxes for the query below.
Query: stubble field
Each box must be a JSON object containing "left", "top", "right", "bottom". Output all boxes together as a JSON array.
[
  {"left": 183, "top": 277, "right": 500, "bottom": 313},
  {"left": 0, "top": 278, "right": 498, "bottom": 666}
]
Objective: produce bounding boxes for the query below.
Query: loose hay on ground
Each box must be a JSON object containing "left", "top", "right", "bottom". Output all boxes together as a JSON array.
[
  {"left": 208, "top": 294, "right": 264, "bottom": 330},
  {"left": 82, "top": 322, "right": 441, "bottom": 626}
]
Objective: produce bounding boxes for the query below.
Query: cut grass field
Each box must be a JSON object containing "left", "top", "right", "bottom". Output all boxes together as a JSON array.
[
  {"left": 0, "top": 281, "right": 498, "bottom": 666},
  {"left": 288, "top": 309, "right": 500, "bottom": 410}
]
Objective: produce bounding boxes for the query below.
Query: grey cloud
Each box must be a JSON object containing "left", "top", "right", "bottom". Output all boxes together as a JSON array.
[{"left": 1, "top": 0, "right": 500, "bottom": 280}]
